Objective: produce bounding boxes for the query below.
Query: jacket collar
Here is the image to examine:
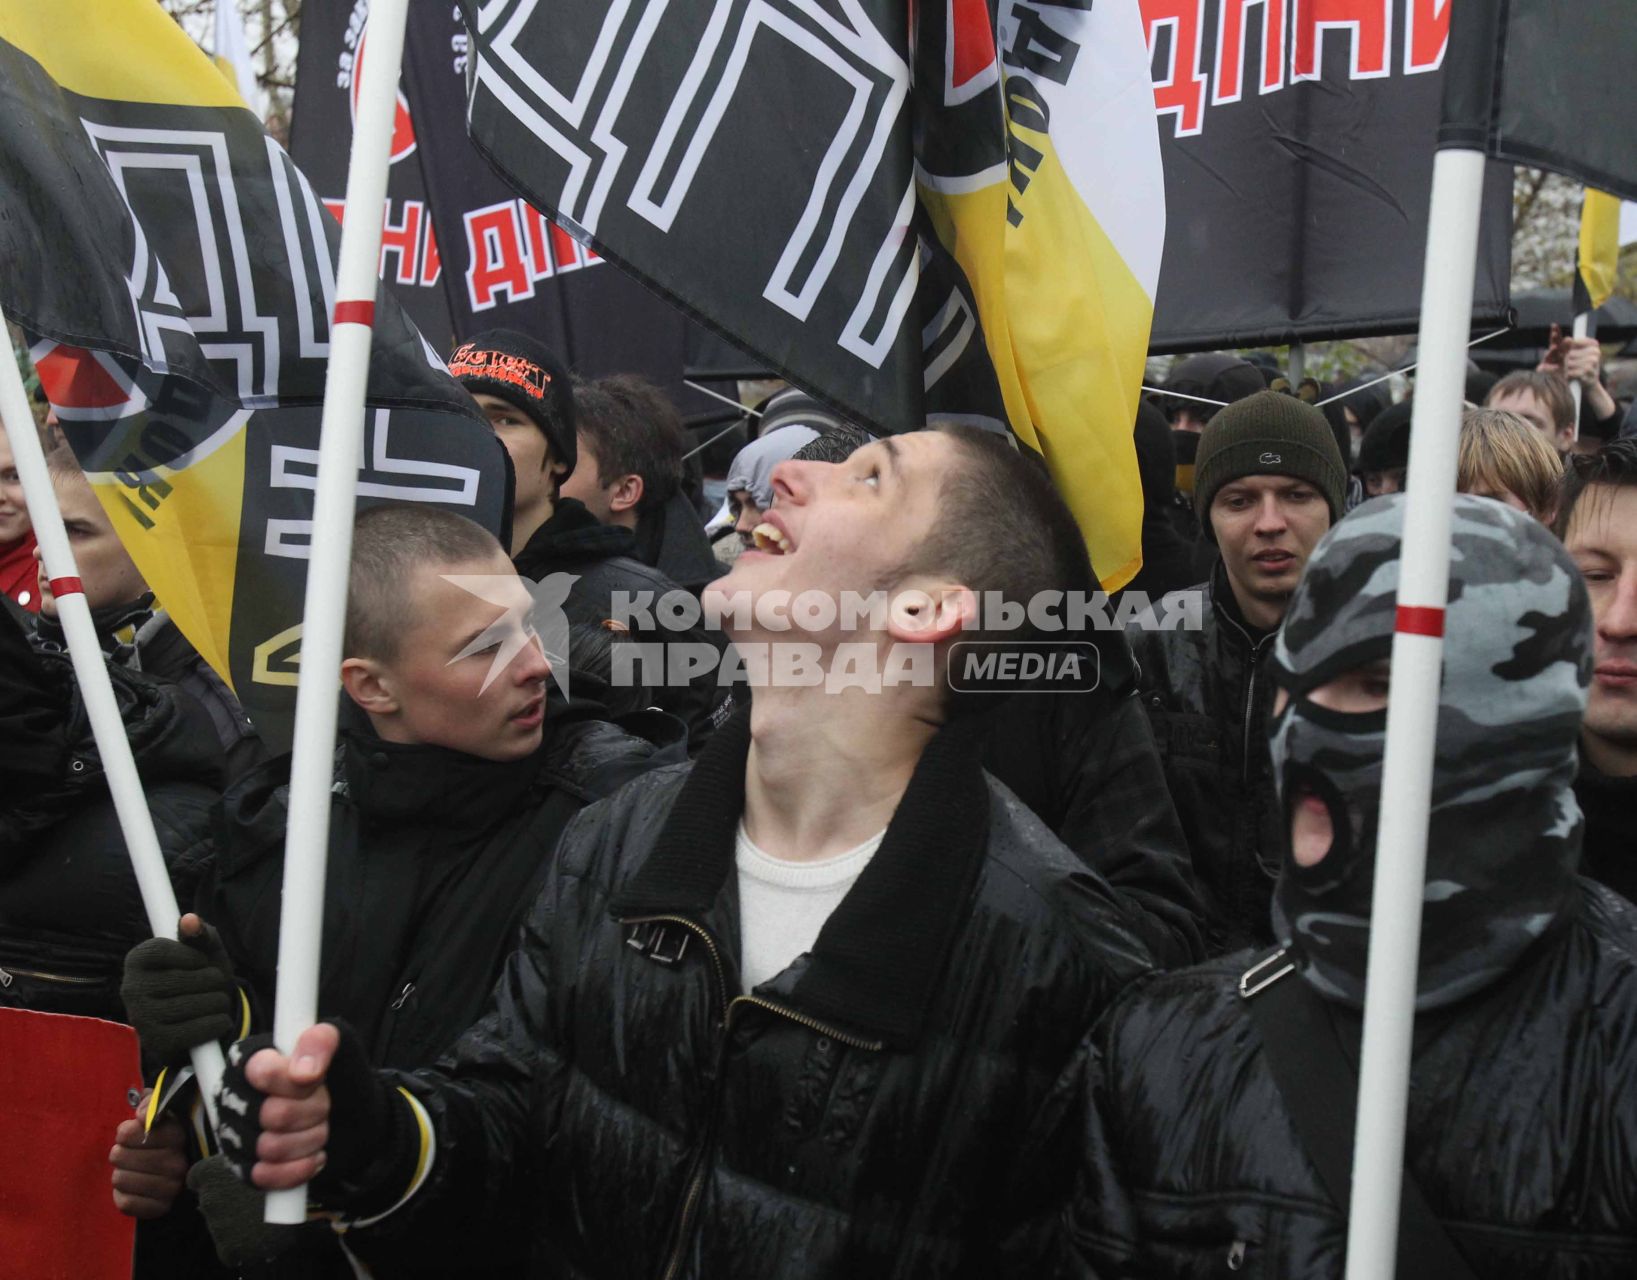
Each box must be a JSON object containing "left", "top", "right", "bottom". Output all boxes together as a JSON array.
[
  {"left": 337, "top": 700, "right": 544, "bottom": 832},
  {"left": 610, "top": 705, "right": 992, "bottom": 1048},
  {"left": 1209, "top": 558, "right": 1274, "bottom": 651},
  {"left": 515, "top": 497, "right": 638, "bottom": 576}
]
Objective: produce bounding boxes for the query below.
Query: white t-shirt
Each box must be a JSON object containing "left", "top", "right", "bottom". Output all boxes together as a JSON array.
[{"left": 735, "top": 820, "right": 885, "bottom": 993}]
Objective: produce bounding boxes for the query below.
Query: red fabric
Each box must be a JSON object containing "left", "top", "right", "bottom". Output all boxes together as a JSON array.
[
  {"left": 0, "top": 532, "right": 40, "bottom": 613},
  {"left": 0, "top": 1009, "right": 141, "bottom": 1279}
]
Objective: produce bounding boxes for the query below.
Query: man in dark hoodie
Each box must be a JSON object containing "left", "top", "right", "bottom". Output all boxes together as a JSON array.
[
  {"left": 448, "top": 330, "right": 731, "bottom": 746},
  {"left": 1557, "top": 439, "right": 1637, "bottom": 902},
  {"left": 116, "top": 506, "right": 684, "bottom": 1275},
  {"left": 1065, "top": 495, "right": 1637, "bottom": 1276}
]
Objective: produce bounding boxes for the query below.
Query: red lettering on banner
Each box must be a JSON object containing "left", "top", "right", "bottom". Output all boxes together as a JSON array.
[
  {"left": 1291, "top": 0, "right": 1390, "bottom": 81},
  {"left": 420, "top": 220, "right": 442, "bottom": 287},
  {"left": 379, "top": 199, "right": 422, "bottom": 286},
  {"left": 1141, "top": 0, "right": 1208, "bottom": 137},
  {"left": 464, "top": 201, "right": 534, "bottom": 310},
  {"left": 1214, "top": 0, "right": 1286, "bottom": 102},
  {"left": 322, "top": 197, "right": 346, "bottom": 225},
  {"left": 1404, "top": 0, "right": 1449, "bottom": 73}
]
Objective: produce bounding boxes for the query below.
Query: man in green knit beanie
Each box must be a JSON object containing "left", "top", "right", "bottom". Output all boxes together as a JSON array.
[{"left": 1127, "top": 390, "right": 1347, "bottom": 953}]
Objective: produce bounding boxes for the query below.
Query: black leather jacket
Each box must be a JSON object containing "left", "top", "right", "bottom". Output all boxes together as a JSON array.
[
  {"left": 0, "top": 628, "right": 220, "bottom": 1020},
  {"left": 1062, "top": 884, "right": 1637, "bottom": 1277},
  {"left": 342, "top": 712, "right": 1155, "bottom": 1278},
  {"left": 1126, "top": 564, "right": 1283, "bottom": 951}
]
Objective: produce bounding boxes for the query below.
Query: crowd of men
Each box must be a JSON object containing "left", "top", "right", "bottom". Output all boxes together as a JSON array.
[{"left": 0, "top": 326, "right": 1633, "bottom": 1277}]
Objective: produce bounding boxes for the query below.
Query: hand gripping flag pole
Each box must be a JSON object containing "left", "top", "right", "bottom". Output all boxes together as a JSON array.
[
  {"left": 1342, "top": 146, "right": 1487, "bottom": 1280},
  {"left": 265, "top": 0, "right": 412, "bottom": 1226},
  {"left": 0, "top": 312, "right": 226, "bottom": 1132}
]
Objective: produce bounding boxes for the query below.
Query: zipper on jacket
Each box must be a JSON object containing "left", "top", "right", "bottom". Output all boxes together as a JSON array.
[
  {"left": 0, "top": 964, "right": 102, "bottom": 987},
  {"left": 389, "top": 981, "right": 416, "bottom": 1011},
  {"left": 725, "top": 995, "right": 884, "bottom": 1052},
  {"left": 1226, "top": 1238, "right": 1247, "bottom": 1270},
  {"left": 1238, "top": 631, "right": 1274, "bottom": 787}
]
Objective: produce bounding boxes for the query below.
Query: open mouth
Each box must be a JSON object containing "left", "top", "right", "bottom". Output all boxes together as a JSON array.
[
  {"left": 751, "top": 521, "right": 794, "bottom": 556},
  {"left": 511, "top": 696, "right": 546, "bottom": 727}
]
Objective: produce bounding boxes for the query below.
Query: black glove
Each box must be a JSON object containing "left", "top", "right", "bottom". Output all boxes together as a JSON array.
[
  {"left": 218, "top": 1023, "right": 422, "bottom": 1219},
  {"left": 121, "top": 922, "right": 239, "bottom": 1061},
  {"left": 186, "top": 1153, "right": 330, "bottom": 1268}
]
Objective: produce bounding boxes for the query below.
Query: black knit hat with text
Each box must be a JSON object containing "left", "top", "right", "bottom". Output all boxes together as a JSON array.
[
  {"left": 448, "top": 329, "right": 577, "bottom": 479},
  {"left": 1194, "top": 390, "right": 1347, "bottom": 539}
]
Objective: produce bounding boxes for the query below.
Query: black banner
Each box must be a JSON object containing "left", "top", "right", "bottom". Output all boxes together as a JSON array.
[
  {"left": 1139, "top": 0, "right": 1513, "bottom": 351},
  {"left": 289, "top": 1, "right": 744, "bottom": 402},
  {"left": 1441, "top": 0, "right": 1637, "bottom": 202}
]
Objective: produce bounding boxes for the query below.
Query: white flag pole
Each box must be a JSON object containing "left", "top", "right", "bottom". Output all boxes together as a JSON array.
[
  {"left": 0, "top": 323, "right": 225, "bottom": 1129},
  {"left": 1343, "top": 146, "right": 1487, "bottom": 1279},
  {"left": 263, "top": 0, "right": 410, "bottom": 1226},
  {"left": 1287, "top": 341, "right": 1307, "bottom": 385},
  {"left": 1568, "top": 311, "right": 1589, "bottom": 442}
]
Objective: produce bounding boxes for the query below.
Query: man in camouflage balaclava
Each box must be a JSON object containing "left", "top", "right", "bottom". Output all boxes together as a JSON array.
[
  {"left": 1063, "top": 493, "right": 1637, "bottom": 1276},
  {"left": 1269, "top": 493, "right": 1592, "bottom": 1007}
]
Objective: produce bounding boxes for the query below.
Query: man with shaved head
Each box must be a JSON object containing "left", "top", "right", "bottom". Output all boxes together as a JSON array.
[{"left": 115, "top": 505, "right": 680, "bottom": 1272}]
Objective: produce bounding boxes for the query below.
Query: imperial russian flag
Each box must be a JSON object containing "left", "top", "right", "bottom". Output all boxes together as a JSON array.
[
  {"left": 456, "top": 0, "right": 1163, "bottom": 589},
  {"left": 0, "top": 0, "right": 510, "bottom": 748}
]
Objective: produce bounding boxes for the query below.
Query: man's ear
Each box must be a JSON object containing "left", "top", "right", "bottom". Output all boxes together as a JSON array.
[
  {"left": 341, "top": 656, "right": 399, "bottom": 717},
  {"left": 608, "top": 473, "right": 643, "bottom": 516},
  {"left": 885, "top": 580, "right": 978, "bottom": 646}
]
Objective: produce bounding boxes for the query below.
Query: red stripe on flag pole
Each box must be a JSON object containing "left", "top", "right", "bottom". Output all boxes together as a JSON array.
[
  {"left": 47, "top": 576, "right": 83, "bottom": 597},
  {"left": 1395, "top": 605, "right": 1444, "bottom": 637},
  {"left": 333, "top": 300, "right": 375, "bottom": 327}
]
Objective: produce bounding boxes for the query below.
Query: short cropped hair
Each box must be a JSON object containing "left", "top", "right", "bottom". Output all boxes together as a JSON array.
[
  {"left": 573, "top": 375, "right": 687, "bottom": 514},
  {"left": 792, "top": 424, "right": 874, "bottom": 464},
  {"left": 1555, "top": 437, "right": 1637, "bottom": 541},
  {"left": 1457, "top": 408, "right": 1565, "bottom": 522},
  {"left": 1486, "top": 370, "right": 1575, "bottom": 433},
  {"left": 345, "top": 505, "right": 504, "bottom": 662}
]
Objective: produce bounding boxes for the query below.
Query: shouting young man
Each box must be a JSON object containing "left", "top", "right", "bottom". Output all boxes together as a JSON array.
[{"left": 210, "top": 427, "right": 1154, "bottom": 1278}]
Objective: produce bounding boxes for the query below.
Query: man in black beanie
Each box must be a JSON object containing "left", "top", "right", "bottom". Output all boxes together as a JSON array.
[
  {"left": 1127, "top": 390, "right": 1346, "bottom": 951},
  {"left": 450, "top": 330, "right": 731, "bottom": 748}
]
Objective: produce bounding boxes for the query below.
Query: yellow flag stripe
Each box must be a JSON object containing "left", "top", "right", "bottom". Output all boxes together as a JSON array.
[
  {"left": 1579, "top": 189, "right": 1621, "bottom": 313},
  {"left": 90, "top": 426, "right": 246, "bottom": 690},
  {"left": 923, "top": 121, "right": 1151, "bottom": 592},
  {"left": 0, "top": 0, "right": 245, "bottom": 109}
]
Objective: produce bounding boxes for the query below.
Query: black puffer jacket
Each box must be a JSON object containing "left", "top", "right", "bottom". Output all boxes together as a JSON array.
[
  {"left": 1062, "top": 884, "right": 1637, "bottom": 1277},
  {"left": 1126, "top": 563, "right": 1283, "bottom": 952},
  {"left": 1577, "top": 761, "right": 1637, "bottom": 905},
  {"left": 201, "top": 701, "right": 684, "bottom": 1071},
  {"left": 980, "top": 630, "right": 1206, "bottom": 967},
  {"left": 514, "top": 498, "right": 734, "bottom": 749},
  {"left": 0, "top": 626, "right": 220, "bottom": 1020},
  {"left": 345, "top": 712, "right": 1155, "bottom": 1278}
]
